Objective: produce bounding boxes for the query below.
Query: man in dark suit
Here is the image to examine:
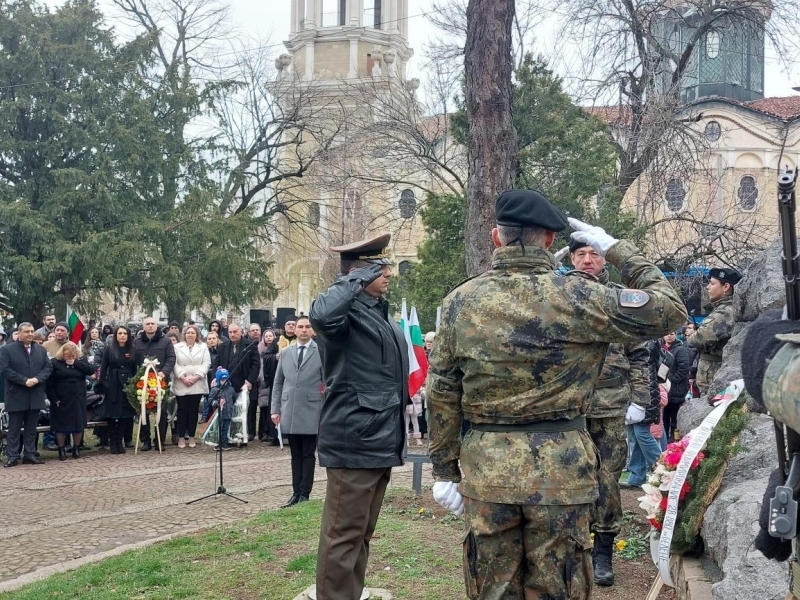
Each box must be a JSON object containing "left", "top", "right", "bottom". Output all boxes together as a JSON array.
[
  {"left": 271, "top": 316, "right": 324, "bottom": 507},
  {"left": 0, "top": 322, "right": 53, "bottom": 467},
  {"left": 216, "top": 323, "right": 260, "bottom": 441}
]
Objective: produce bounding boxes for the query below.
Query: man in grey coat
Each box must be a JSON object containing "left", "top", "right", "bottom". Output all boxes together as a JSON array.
[
  {"left": 271, "top": 316, "right": 323, "bottom": 508},
  {"left": 0, "top": 323, "right": 53, "bottom": 467}
]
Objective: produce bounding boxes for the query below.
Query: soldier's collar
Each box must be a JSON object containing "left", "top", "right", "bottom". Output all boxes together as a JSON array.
[
  {"left": 711, "top": 295, "right": 733, "bottom": 308},
  {"left": 491, "top": 245, "right": 555, "bottom": 270},
  {"left": 357, "top": 290, "right": 382, "bottom": 307}
]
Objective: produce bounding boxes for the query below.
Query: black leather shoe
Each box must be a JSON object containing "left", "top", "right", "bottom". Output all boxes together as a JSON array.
[
  {"left": 281, "top": 494, "right": 300, "bottom": 508},
  {"left": 298, "top": 496, "right": 309, "bottom": 503},
  {"left": 4, "top": 459, "right": 19, "bottom": 468},
  {"left": 141, "top": 440, "right": 152, "bottom": 452},
  {"left": 22, "top": 456, "right": 45, "bottom": 465},
  {"left": 58, "top": 447, "right": 67, "bottom": 461},
  {"left": 72, "top": 446, "right": 81, "bottom": 459}
]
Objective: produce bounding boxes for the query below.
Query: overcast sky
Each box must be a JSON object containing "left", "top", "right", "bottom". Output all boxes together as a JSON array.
[{"left": 54, "top": 0, "right": 800, "bottom": 103}]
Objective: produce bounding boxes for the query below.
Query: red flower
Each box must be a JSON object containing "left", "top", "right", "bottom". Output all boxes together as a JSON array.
[
  {"left": 660, "top": 496, "right": 668, "bottom": 512},
  {"left": 679, "top": 482, "right": 691, "bottom": 500},
  {"left": 663, "top": 448, "right": 683, "bottom": 468},
  {"left": 648, "top": 517, "right": 663, "bottom": 531},
  {"left": 691, "top": 452, "right": 705, "bottom": 469}
]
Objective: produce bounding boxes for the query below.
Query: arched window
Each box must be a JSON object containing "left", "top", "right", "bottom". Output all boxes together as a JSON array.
[
  {"left": 398, "top": 260, "right": 412, "bottom": 275},
  {"left": 399, "top": 189, "right": 416, "bottom": 219},
  {"left": 666, "top": 179, "right": 686, "bottom": 213},
  {"left": 308, "top": 202, "right": 321, "bottom": 228},
  {"left": 738, "top": 176, "right": 758, "bottom": 211},
  {"left": 706, "top": 31, "right": 721, "bottom": 59},
  {"left": 704, "top": 121, "right": 721, "bottom": 141}
]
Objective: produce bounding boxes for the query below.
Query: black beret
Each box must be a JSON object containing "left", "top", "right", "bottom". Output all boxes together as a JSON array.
[
  {"left": 568, "top": 238, "right": 589, "bottom": 253},
  {"left": 495, "top": 190, "right": 568, "bottom": 232},
  {"left": 709, "top": 267, "right": 742, "bottom": 285},
  {"left": 56, "top": 321, "right": 69, "bottom": 329}
]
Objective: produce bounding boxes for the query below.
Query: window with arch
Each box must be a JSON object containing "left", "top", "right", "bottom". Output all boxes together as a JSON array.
[
  {"left": 666, "top": 179, "right": 686, "bottom": 212},
  {"left": 706, "top": 30, "right": 721, "bottom": 59},
  {"left": 704, "top": 121, "right": 721, "bottom": 141},
  {"left": 737, "top": 175, "right": 758, "bottom": 211},
  {"left": 399, "top": 189, "right": 416, "bottom": 219},
  {"left": 398, "top": 260, "right": 412, "bottom": 275}
]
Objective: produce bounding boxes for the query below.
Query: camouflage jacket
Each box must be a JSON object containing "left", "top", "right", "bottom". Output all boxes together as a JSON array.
[
  {"left": 587, "top": 276, "right": 651, "bottom": 419},
  {"left": 686, "top": 296, "right": 735, "bottom": 359},
  {"left": 427, "top": 240, "right": 688, "bottom": 505}
]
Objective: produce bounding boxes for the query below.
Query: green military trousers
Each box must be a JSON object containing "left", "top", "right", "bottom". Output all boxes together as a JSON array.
[
  {"left": 462, "top": 498, "right": 592, "bottom": 599},
  {"left": 587, "top": 416, "right": 627, "bottom": 535}
]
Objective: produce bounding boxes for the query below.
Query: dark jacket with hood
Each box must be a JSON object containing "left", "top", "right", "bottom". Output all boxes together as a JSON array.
[
  {"left": 664, "top": 338, "right": 690, "bottom": 404},
  {"left": 310, "top": 268, "right": 409, "bottom": 469},
  {"left": 132, "top": 328, "right": 176, "bottom": 379}
]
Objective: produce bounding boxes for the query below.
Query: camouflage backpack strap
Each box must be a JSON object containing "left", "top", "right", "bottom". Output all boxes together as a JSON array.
[{"left": 763, "top": 334, "right": 800, "bottom": 430}]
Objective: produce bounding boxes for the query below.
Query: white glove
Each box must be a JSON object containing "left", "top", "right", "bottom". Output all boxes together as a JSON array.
[
  {"left": 552, "top": 245, "right": 570, "bottom": 266},
  {"left": 568, "top": 218, "right": 618, "bottom": 257},
  {"left": 625, "top": 403, "right": 647, "bottom": 425},
  {"left": 432, "top": 481, "right": 464, "bottom": 517}
]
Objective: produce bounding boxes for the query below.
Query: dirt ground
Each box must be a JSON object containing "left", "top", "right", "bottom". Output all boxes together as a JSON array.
[{"left": 389, "top": 481, "right": 677, "bottom": 600}]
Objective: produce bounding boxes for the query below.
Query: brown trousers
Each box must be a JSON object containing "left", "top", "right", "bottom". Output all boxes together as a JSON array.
[{"left": 315, "top": 467, "right": 392, "bottom": 600}]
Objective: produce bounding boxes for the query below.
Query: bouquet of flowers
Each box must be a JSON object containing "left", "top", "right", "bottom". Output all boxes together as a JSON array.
[
  {"left": 125, "top": 358, "right": 169, "bottom": 414},
  {"left": 637, "top": 436, "right": 705, "bottom": 532}
]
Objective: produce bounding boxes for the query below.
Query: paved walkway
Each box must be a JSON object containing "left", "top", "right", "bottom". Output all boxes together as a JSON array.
[{"left": 0, "top": 441, "right": 433, "bottom": 591}]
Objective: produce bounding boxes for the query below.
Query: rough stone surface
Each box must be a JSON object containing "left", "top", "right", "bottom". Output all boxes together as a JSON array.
[
  {"left": 680, "top": 239, "right": 793, "bottom": 599},
  {"left": 734, "top": 238, "right": 788, "bottom": 323}
]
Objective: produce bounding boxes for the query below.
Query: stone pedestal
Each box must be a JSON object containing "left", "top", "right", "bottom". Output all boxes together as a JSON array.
[{"left": 292, "top": 586, "right": 393, "bottom": 600}]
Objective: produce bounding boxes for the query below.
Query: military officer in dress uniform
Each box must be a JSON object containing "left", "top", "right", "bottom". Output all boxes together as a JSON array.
[
  {"left": 427, "top": 189, "right": 687, "bottom": 600},
  {"left": 310, "top": 233, "right": 408, "bottom": 600},
  {"left": 686, "top": 267, "right": 741, "bottom": 396},
  {"left": 569, "top": 239, "right": 651, "bottom": 587}
]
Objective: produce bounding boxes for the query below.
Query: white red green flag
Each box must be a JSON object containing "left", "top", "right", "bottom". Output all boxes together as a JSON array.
[
  {"left": 399, "top": 299, "right": 429, "bottom": 396},
  {"left": 66, "top": 305, "right": 84, "bottom": 344}
]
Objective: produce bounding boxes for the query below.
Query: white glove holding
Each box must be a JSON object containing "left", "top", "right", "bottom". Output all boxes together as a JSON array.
[
  {"left": 552, "top": 245, "right": 570, "bottom": 266},
  {"left": 432, "top": 481, "right": 464, "bottom": 517},
  {"left": 568, "top": 217, "right": 618, "bottom": 257},
  {"left": 625, "top": 403, "right": 647, "bottom": 425}
]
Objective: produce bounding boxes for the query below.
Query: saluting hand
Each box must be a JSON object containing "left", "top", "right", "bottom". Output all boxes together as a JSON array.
[
  {"left": 568, "top": 218, "right": 618, "bottom": 257},
  {"left": 348, "top": 264, "right": 384, "bottom": 286}
]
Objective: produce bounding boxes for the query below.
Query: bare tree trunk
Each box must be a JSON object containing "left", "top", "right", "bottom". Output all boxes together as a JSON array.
[{"left": 464, "top": 0, "right": 517, "bottom": 276}]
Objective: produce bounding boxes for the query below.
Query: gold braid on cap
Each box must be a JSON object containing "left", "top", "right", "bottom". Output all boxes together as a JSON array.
[{"left": 358, "top": 252, "right": 390, "bottom": 260}]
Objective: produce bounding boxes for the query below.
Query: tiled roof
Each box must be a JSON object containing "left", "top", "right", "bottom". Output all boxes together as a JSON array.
[
  {"left": 585, "top": 96, "right": 800, "bottom": 124},
  {"left": 742, "top": 96, "right": 800, "bottom": 120}
]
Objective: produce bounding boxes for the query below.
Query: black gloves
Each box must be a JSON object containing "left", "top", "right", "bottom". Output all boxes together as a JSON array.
[{"left": 347, "top": 264, "right": 384, "bottom": 286}]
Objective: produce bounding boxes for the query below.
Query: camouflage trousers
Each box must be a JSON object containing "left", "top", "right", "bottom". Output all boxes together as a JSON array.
[
  {"left": 588, "top": 416, "right": 627, "bottom": 535},
  {"left": 462, "top": 498, "right": 592, "bottom": 599},
  {"left": 696, "top": 358, "right": 721, "bottom": 395}
]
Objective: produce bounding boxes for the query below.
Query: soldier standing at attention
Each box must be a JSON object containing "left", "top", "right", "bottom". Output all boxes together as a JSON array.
[
  {"left": 310, "top": 233, "right": 408, "bottom": 600},
  {"left": 568, "top": 239, "right": 651, "bottom": 587},
  {"left": 427, "top": 190, "right": 687, "bottom": 600},
  {"left": 686, "top": 267, "right": 741, "bottom": 396}
]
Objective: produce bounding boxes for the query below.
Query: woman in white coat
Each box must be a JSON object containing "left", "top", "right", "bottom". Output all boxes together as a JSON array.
[{"left": 172, "top": 325, "right": 211, "bottom": 448}]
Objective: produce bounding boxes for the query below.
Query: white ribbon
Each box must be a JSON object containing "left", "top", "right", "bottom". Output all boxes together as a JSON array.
[
  {"left": 652, "top": 379, "right": 744, "bottom": 587},
  {"left": 135, "top": 358, "right": 165, "bottom": 454}
]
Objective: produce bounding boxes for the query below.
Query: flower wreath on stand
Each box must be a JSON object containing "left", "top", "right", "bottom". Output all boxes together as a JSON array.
[
  {"left": 124, "top": 357, "right": 170, "bottom": 454},
  {"left": 639, "top": 380, "right": 750, "bottom": 590}
]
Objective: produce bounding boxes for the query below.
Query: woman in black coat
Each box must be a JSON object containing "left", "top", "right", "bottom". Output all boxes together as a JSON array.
[
  {"left": 257, "top": 331, "right": 279, "bottom": 443},
  {"left": 46, "top": 342, "right": 94, "bottom": 460},
  {"left": 97, "top": 326, "right": 139, "bottom": 455}
]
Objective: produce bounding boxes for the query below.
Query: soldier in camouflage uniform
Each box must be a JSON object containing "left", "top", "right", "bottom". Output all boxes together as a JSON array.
[
  {"left": 686, "top": 267, "right": 741, "bottom": 395},
  {"left": 569, "top": 240, "right": 651, "bottom": 587},
  {"left": 427, "top": 190, "right": 688, "bottom": 600}
]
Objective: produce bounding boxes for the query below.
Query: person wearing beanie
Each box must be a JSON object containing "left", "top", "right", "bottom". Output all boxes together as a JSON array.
[
  {"left": 686, "top": 267, "right": 742, "bottom": 396},
  {"left": 43, "top": 322, "right": 70, "bottom": 357},
  {"left": 168, "top": 321, "right": 182, "bottom": 340}
]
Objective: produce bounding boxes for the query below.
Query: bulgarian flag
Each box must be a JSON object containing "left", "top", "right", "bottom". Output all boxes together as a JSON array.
[
  {"left": 66, "top": 305, "right": 85, "bottom": 344},
  {"left": 400, "top": 299, "right": 429, "bottom": 396}
]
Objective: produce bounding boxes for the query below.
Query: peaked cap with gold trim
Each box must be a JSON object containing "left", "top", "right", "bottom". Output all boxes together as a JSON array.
[{"left": 330, "top": 233, "right": 392, "bottom": 265}]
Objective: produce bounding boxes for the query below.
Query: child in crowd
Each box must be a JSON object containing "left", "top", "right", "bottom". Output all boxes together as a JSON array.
[{"left": 207, "top": 368, "right": 235, "bottom": 450}]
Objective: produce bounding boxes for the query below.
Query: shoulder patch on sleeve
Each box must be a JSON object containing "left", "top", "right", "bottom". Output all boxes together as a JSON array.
[{"left": 618, "top": 289, "right": 650, "bottom": 308}]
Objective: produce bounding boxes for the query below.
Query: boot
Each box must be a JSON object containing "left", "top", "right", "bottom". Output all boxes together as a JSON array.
[
  {"left": 592, "top": 532, "right": 615, "bottom": 586},
  {"left": 58, "top": 447, "right": 67, "bottom": 461},
  {"left": 72, "top": 445, "right": 81, "bottom": 459}
]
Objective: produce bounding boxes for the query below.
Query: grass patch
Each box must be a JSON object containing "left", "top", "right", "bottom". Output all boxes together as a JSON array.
[{"left": 0, "top": 490, "right": 464, "bottom": 600}]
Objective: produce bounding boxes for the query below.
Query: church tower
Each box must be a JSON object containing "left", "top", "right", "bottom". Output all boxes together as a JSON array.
[
  {"left": 280, "top": 0, "right": 414, "bottom": 83},
  {"left": 266, "top": 1, "right": 425, "bottom": 319}
]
